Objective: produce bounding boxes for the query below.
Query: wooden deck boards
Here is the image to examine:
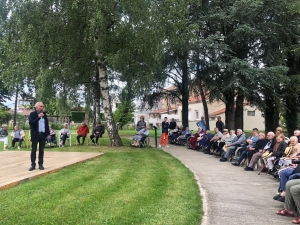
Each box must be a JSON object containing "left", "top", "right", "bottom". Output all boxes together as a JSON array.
[{"left": 0, "top": 151, "right": 104, "bottom": 190}]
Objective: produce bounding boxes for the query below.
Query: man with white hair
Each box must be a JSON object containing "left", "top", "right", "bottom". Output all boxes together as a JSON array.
[
  {"left": 244, "top": 131, "right": 276, "bottom": 171},
  {"left": 28, "top": 102, "right": 50, "bottom": 171},
  {"left": 294, "top": 130, "right": 300, "bottom": 143},
  {"left": 278, "top": 136, "right": 300, "bottom": 168},
  {"left": 220, "top": 129, "right": 246, "bottom": 162}
]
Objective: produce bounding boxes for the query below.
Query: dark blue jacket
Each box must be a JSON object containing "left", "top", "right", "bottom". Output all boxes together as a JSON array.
[
  {"left": 29, "top": 111, "right": 50, "bottom": 138},
  {"left": 161, "top": 121, "right": 169, "bottom": 134}
]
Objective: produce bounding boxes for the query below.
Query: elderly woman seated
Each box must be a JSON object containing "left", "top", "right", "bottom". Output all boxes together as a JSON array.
[
  {"left": 132, "top": 127, "right": 149, "bottom": 146},
  {"left": 210, "top": 129, "right": 229, "bottom": 155},
  {"left": 264, "top": 134, "right": 288, "bottom": 174},
  {"left": 189, "top": 127, "right": 205, "bottom": 150},
  {"left": 278, "top": 136, "right": 300, "bottom": 169},
  {"left": 276, "top": 178, "right": 300, "bottom": 224},
  {"left": 176, "top": 127, "right": 191, "bottom": 144}
]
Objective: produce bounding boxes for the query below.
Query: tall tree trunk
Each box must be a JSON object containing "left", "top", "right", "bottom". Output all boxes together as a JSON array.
[
  {"left": 93, "top": 68, "right": 101, "bottom": 127},
  {"left": 181, "top": 56, "right": 189, "bottom": 128},
  {"left": 284, "top": 97, "right": 297, "bottom": 137},
  {"left": 273, "top": 106, "right": 280, "bottom": 131},
  {"left": 84, "top": 84, "right": 91, "bottom": 125},
  {"left": 13, "top": 87, "right": 19, "bottom": 127},
  {"left": 264, "top": 97, "right": 275, "bottom": 134},
  {"left": 196, "top": 66, "right": 210, "bottom": 131},
  {"left": 97, "top": 55, "right": 123, "bottom": 146},
  {"left": 235, "top": 93, "right": 244, "bottom": 130},
  {"left": 224, "top": 91, "right": 235, "bottom": 131}
]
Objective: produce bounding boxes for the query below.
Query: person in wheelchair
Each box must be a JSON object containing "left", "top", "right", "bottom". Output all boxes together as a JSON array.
[
  {"left": 170, "top": 125, "right": 183, "bottom": 144},
  {"left": 176, "top": 127, "right": 191, "bottom": 145},
  {"left": 214, "top": 130, "right": 236, "bottom": 156},
  {"left": 278, "top": 136, "right": 300, "bottom": 169},
  {"left": 220, "top": 129, "right": 246, "bottom": 162},
  {"left": 204, "top": 127, "right": 222, "bottom": 154},
  {"left": 189, "top": 127, "right": 205, "bottom": 150},
  {"left": 210, "top": 129, "right": 230, "bottom": 155},
  {"left": 196, "top": 130, "right": 213, "bottom": 151},
  {"left": 132, "top": 127, "right": 149, "bottom": 146},
  {"left": 264, "top": 134, "right": 287, "bottom": 175}
]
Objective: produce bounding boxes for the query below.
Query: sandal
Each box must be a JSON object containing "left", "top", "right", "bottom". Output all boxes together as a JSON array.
[
  {"left": 293, "top": 216, "right": 300, "bottom": 224},
  {"left": 276, "top": 209, "right": 294, "bottom": 217}
]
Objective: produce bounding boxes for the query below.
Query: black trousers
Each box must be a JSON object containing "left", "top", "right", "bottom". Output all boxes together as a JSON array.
[
  {"left": 60, "top": 134, "right": 69, "bottom": 145},
  {"left": 31, "top": 133, "right": 46, "bottom": 166},
  {"left": 12, "top": 138, "right": 23, "bottom": 147},
  {"left": 77, "top": 135, "right": 86, "bottom": 144},
  {"left": 247, "top": 150, "right": 256, "bottom": 163},
  {"left": 90, "top": 134, "right": 100, "bottom": 143}
]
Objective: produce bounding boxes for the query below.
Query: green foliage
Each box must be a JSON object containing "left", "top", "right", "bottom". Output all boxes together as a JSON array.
[
  {"left": 71, "top": 111, "right": 85, "bottom": 123},
  {"left": 113, "top": 100, "right": 135, "bottom": 129}
]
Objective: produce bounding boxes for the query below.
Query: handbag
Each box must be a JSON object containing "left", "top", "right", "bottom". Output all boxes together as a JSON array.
[
  {"left": 262, "top": 151, "right": 273, "bottom": 160},
  {"left": 284, "top": 146, "right": 292, "bottom": 156}
]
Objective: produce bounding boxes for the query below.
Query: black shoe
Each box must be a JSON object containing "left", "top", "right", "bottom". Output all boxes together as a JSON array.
[
  {"left": 39, "top": 165, "right": 44, "bottom": 170},
  {"left": 204, "top": 151, "right": 210, "bottom": 154},
  {"left": 29, "top": 166, "right": 36, "bottom": 171},
  {"left": 209, "top": 152, "right": 214, "bottom": 155},
  {"left": 277, "top": 196, "right": 285, "bottom": 202},
  {"left": 231, "top": 162, "right": 240, "bottom": 166},
  {"left": 244, "top": 166, "right": 254, "bottom": 171},
  {"left": 220, "top": 158, "right": 227, "bottom": 162},
  {"left": 273, "top": 194, "right": 282, "bottom": 200}
]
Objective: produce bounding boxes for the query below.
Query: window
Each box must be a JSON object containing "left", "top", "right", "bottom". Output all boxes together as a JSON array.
[
  {"left": 247, "top": 111, "right": 255, "bottom": 116},
  {"left": 195, "top": 110, "right": 199, "bottom": 120},
  {"left": 210, "top": 116, "right": 215, "bottom": 121},
  {"left": 188, "top": 109, "right": 191, "bottom": 120}
]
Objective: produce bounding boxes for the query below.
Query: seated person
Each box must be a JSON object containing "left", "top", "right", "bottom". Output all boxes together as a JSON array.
[
  {"left": 204, "top": 127, "right": 222, "bottom": 154},
  {"left": 59, "top": 123, "right": 71, "bottom": 147},
  {"left": 198, "top": 130, "right": 213, "bottom": 149},
  {"left": 211, "top": 129, "right": 230, "bottom": 155},
  {"left": 136, "top": 116, "right": 146, "bottom": 131},
  {"left": 231, "top": 128, "right": 259, "bottom": 165},
  {"left": 0, "top": 124, "right": 8, "bottom": 150},
  {"left": 76, "top": 122, "right": 89, "bottom": 145},
  {"left": 11, "top": 125, "right": 25, "bottom": 149},
  {"left": 275, "top": 178, "right": 300, "bottom": 224},
  {"left": 244, "top": 131, "right": 276, "bottom": 171},
  {"left": 47, "top": 125, "right": 56, "bottom": 146},
  {"left": 90, "top": 122, "right": 105, "bottom": 146},
  {"left": 220, "top": 129, "right": 246, "bottom": 161},
  {"left": 132, "top": 127, "right": 149, "bottom": 146},
  {"left": 294, "top": 130, "right": 300, "bottom": 143},
  {"left": 214, "top": 130, "right": 236, "bottom": 156},
  {"left": 177, "top": 127, "right": 191, "bottom": 144},
  {"left": 275, "top": 126, "right": 283, "bottom": 137},
  {"left": 274, "top": 160, "right": 300, "bottom": 203},
  {"left": 171, "top": 125, "right": 183, "bottom": 142},
  {"left": 189, "top": 127, "right": 204, "bottom": 150},
  {"left": 278, "top": 136, "right": 300, "bottom": 168},
  {"left": 264, "top": 133, "right": 287, "bottom": 174},
  {"left": 169, "top": 125, "right": 179, "bottom": 136}
]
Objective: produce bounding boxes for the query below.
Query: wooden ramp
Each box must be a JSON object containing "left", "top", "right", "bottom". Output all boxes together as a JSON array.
[{"left": 0, "top": 151, "right": 104, "bottom": 191}]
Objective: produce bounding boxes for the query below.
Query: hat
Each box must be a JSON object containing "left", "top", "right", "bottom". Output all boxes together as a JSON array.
[{"left": 223, "top": 129, "right": 228, "bottom": 132}]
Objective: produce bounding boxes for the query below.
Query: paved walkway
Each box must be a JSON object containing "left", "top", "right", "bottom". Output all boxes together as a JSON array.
[
  {"left": 0, "top": 151, "right": 103, "bottom": 190},
  {"left": 150, "top": 137, "right": 290, "bottom": 225}
]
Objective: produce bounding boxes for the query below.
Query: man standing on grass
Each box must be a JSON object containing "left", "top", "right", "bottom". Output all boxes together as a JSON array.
[{"left": 28, "top": 102, "right": 50, "bottom": 171}]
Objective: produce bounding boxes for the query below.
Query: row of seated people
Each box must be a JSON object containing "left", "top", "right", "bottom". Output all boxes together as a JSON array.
[
  {"left": 192, "top": 126, "right": 300, "bottom": 223},
  {"left": 168, "top": 126, "right": 192, "bottom": 145}
]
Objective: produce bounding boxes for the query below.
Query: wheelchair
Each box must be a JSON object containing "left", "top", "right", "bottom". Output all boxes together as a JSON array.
[{"left": 131, "top": 135, "right": 150, "bottom": 148}]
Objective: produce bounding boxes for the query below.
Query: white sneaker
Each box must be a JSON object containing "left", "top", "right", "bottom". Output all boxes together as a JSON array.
[
  {"left": 165, "top": 145, "right": 169, "bottom": 147},
  {"left": 18, "top": 146, "right": 20, "bottom": 150},
  {"left": 158, "top": 145, "right": 161, "bottom": 147}
]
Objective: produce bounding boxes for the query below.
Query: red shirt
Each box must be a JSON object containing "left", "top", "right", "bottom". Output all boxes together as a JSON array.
[{"left": 77, "top": 125, "right": 89, "bottom": 136}]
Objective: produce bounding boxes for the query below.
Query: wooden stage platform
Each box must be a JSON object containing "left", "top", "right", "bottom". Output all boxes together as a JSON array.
[{"left": 0, "top": 151, "right": 104, "bottom": 191}]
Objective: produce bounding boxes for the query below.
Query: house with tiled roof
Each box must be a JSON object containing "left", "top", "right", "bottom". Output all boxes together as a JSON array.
[{"left": 135, "top": 86, "right": 265, "bottom": 131}]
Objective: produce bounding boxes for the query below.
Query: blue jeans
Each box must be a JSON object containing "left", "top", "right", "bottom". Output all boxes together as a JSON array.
[
  {"left": 237, "top": 150, "right": 247, "bottom": 164},
  {"left": 280, "top": 169, "right": 295, "bottom": 192}
]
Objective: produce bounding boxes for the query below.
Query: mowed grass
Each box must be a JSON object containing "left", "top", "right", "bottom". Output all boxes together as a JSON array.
[{"left": 0, "top": 140, "right": 202, "bottom": 225}]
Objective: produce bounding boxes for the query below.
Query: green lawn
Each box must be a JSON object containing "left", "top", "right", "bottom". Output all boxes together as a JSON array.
[{"left": 0, "top": 139, "right": 202, "bottom": 225}]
